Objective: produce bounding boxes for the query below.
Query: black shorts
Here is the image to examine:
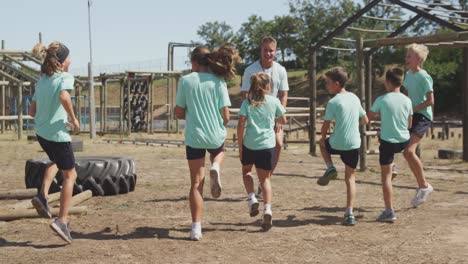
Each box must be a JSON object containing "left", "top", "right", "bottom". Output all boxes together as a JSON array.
[
  {"left": 410, "top": 113, "right": 432, "bottom": 138},
  {"left": 37, "top": 135, "right": 75, "bottom": 170},
  {"left": 186, "top": 144, "right": 224, "bottom": 160},
  {"left": 325, "top": 138, "right": 359, "bottom": 169},
  {"left": 241, "top": 145, "right": 276, "bottom": 171},
  {"left": 379, "top": 139, "right": 410, "bottom": 165}
]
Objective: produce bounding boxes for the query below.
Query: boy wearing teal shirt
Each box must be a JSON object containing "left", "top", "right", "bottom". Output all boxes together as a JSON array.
[
  {"left": 238, "top": 72, "right": 286, "bottom": 232},
  {"left": 403, "top": 44, "right": 434, "bottom": 208},
  {"left": 368, "top": 67, "right": 413, "bottom": 222},
  {"left": 317, "top": 67, "right": 368, "bottom": 226}
]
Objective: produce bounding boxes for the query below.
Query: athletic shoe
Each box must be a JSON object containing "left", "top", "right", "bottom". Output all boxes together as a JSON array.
[
  {"left": 391, "top": 164, "right": 398, "bottom": 180},
  {"left": 31, "top": 194, "right": 52, "bottom": 219},
  {"left": 411, "top": 183, "right": 434, "bottom": 208},
  {"left": 50, "top": 218, "right": 72, "bottom": 244},
  {"left": 317, "top": 167, "right": 338, "bottom": 186},
  {"left": 376, "top": 210, "right": 397, "bottom": 223},
  {"left": 190, "top": 229, "right": 202, "bottom": 241},
  {"left": 248, "top": 198, "right": 259, "bottom": 217},
  {"left": 210, "top": 164, "right": 222, "bottom": 198},
  {"left": 343, "top": 214, "right": 356, "bottom": 226},
  {"left": 261, "top": 211, "right": 273, "bottom": 231}
]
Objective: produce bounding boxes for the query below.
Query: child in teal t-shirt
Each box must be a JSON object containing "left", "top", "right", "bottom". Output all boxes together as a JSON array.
[
  {"left": 403, "top": 44, "right": 434, "bottom": 209},
  {"left": 175, "top": 45, "right": 241, "bottom": 241},
  {"left": 368, "top": 67, "right": 413, "bottom": 222},
  {"left": 317, "top": 66, "right": 368, "bottom": 226},
  {"left": 237, "top": 72, "right": 286, "bottom": 231},
  {"left": 29, "top": 42, "right": 80, "bottom": 244}
]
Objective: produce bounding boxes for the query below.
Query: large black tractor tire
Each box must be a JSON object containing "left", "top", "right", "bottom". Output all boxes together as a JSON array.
[{"left": 25, "top": 157, "right": 137, "bottom": 196}]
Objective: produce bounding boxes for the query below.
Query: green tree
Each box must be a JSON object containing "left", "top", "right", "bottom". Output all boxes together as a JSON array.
[
  {"left": 270, "top": 15, "right": 301, "bottom": 63},
  {"left": 196, "top": 21, "right": 236, "bottom": 48}
]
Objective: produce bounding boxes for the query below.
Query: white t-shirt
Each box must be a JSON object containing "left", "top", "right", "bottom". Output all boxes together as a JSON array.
[{"left": 241, "top": 60, "right": 289, "bottom": 98}]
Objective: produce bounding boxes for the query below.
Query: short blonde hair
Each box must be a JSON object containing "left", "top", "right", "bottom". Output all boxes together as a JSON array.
[{"left": 407, "top": 43, "right": 429, "bottom": 64}]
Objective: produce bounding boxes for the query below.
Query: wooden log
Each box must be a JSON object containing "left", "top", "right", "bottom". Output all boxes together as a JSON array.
[
  {"left": 53, "top": 190, "right": 92, "bottom": 208},
  {"left": 0, "top": 206, "right": 87, "bottom": 221},
  {"left": 365, "top": 31, "right": 468, "bottom": 48},
  {"left": 8, "top": 191, "right": 61, "bottom": 210},
  {"left": 0, "top": 189, "right": 37, "bottom": 200}
]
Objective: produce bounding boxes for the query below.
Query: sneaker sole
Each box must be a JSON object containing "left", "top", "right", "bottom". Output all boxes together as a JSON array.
[
  {"left": 31, "top": 197, "right": 52, "bottom": 219},
  {"left": 261, "top": 214, "right": 272, "bottom": 232},
  {"left": 391, "top": 173, "right": 397, "bottom": 180},
  {"left": 210, "top": 169, "right": 222, "bottom": 198},
  {"left": 249, "top": 202, "right": 260, "bottom": 217},
  {"left": 343, "top": 221, "right": 356, "bottom": 226},
  {"left": 377, "top": 218, "right": 397, "bottom": 223},
  {"left": 317, "top": 171, "right": 337, "bottom": 186},
  {"left": 50, "top": 222, "right": 72, "bottom": 244}
]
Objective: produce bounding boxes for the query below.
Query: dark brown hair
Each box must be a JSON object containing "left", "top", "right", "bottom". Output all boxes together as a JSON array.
[
  {"left": 325, "top": 66, "right": 348, "bottom": 87},
  {"left": 32, "top": 42, "right": 68, "bottom": 76},
  {"left": 191, "top": 44, "right": 242, "bottom": 80},
  {"left": 248, "top": 72, "right": 270, "bottom": 107},
  {"left": 385, "top": 67, "right": 405, "bottom": 87}
]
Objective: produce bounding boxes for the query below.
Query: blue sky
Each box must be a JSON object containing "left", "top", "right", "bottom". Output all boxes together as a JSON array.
[{"left": 1, "top": 0, "right": 294, "bottom": 74}]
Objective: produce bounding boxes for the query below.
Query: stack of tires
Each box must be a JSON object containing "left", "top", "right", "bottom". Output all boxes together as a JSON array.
[{"left": 25, "top": 157, "right": 137, "bottom": 196}]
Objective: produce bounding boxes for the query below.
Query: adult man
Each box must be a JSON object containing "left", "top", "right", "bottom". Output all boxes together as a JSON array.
[{"left": 241, "top": 36, "right": 289, "bottom": 194}]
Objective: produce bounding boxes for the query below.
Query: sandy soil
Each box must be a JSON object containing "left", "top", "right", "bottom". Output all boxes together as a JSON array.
[{"left": 0, "top": 131, "right": 467, "bottom": 264}]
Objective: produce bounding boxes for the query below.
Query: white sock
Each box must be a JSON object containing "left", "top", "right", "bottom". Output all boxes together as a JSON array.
[
  {"left": 248, "top": 192, "right": 256, "bottom": 201},
  {"left": 211, "top": 162, "right": 220, "bottom": 170},
  {"left": 345, "top": 207, "right": 353, "bottom": 216},
  {"left": 326, "top": 162, "right": 334, "bottom": 169},
  {"left": 264, "top": 203, "right": 272, "bottom": 214},
  {"left": 191, "top": 222, "right": 201, "bottom": 231}
]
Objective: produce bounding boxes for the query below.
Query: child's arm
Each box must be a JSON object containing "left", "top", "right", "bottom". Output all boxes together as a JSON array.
[
  {"left": 408, "top": 115, "right": 413, "bottom": 130},
  {"left": 276, "top": 115, "right": 287, "bottom": 125},
  {"left": 59, "top": 90, "right": 80, "bottom": 132},
  {"left": 220, "top": 107, "right": 230, "bottom": 126},
  {"left": 413, "top": 91, "right": 434, "bottom": 112},
  {"left": 175, "top": 106, "right": 185, "bottom": 119},
  {"left": 366, "top": 111, "right": 379, "bottom": 122},
  {"left": 29, "top": 101, "right": 36, "bottom": 117},
  {"left": 319, "top": 120, "right": 331, "bottom": 145},
  {"left": 237, "top": 116, "right": 247, "bottom": 160},
  {"left": 360, "top": 114, "right": 369, "bottom": 125}
]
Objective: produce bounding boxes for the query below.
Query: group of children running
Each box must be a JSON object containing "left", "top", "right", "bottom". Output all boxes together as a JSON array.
[{"left": 29, "top": 36, "right": 434, "bottom": 243}]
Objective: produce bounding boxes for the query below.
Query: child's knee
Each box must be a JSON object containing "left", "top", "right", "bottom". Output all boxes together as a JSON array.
[{"left": 61, "top": 168, "right": 77, "bottom": 180}]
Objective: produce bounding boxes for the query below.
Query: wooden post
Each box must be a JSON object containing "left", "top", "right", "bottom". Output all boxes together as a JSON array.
[
  {"left": 356, "top": 35, "right": 367, "bottom": 171},
  {"left": 0, "top": 188, "right": 37, "bottom": 199},
  {"left": 0, "top": 206, "right": 87, "bottom": 221},
  {"left": 463, "top": 48, "right": 468, "bottom": 161},
  {"left": 309, "top": 49, "right": 317, "bottom": 155},
  {"left": 365, "top": 53, "right": 373, "bottom": 150},
  {"left": 18, "top": 82, "right": 23, "bottom": 140},
  {"left": 127, "top": 78, "right": 131, "bottom": 135},
  {"left": 103, "top": 77, "right": 108, "bottom": 133},
  {"left": 148, "top": 75, "right": 153, "bottom": 134},
  {"left": 99, "top": 78, "right": 104, "bottom": 133},
  {"left": 75, "top": 84, "right": 81, "bottom": 132},
  {"left": 119, "top": 77, "right": 125, "bottom": 134},
  {"left": 1, "top": 40, "right": 5, "bottom": 134},
  {"left": 8, "top": 191, "right": 61, "bottom": 210}
]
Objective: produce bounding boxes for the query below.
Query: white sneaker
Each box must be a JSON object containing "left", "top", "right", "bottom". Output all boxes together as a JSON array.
[
  {"left": 248, "top": 197, "right": 259, "bottom": 217},
  {"left": 190, "top": 229, "right": 202, "bottom": 241},
  {"left": 412, "top": 183, "right": 434, "bottom": 208},
  {"left": 210, "top": 164, "right": 222, "bottom": 198}
]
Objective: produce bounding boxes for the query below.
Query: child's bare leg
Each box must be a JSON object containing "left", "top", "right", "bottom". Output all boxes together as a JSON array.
[
  {"left": 41, "top": 163, "right": 59, "bottom": 198},
  {"left": 381, "top": 164, "right": 393, "bottom": 211},
  {"left": 58, "top": 167, "right": 77, "bottom": 224},
  {"left": 404, "top": 134, "right": 428, "bottom": 189}
]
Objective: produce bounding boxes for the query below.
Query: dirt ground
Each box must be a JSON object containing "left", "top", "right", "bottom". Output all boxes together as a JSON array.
[{"left": 0, "top": 131, "right": 467, "bottom": 264}]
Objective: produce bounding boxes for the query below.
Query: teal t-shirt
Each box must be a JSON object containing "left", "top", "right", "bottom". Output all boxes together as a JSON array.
[
  {"left": 32, "top": 72, "right": 75, "bottom": 142},
  {"left": 175, "top": 72, "right": 231, "bottom": 149},
  {"left": 403, "top": 69, "right": 433, "bottom": 120},
  {"left": 370, "top": 92, "right": 413, "bottom": 143},
  {"left": 238, "top": 95, "right": 286, "bottom": 150},
  {"left": 324, "top": 92, "right": 366, "bottom": 151}
]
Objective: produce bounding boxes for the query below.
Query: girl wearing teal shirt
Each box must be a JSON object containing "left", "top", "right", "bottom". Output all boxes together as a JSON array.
[
  {"left": 29, "top": 42, "right": 80, "bottom": 244},
  {"left": 175, "top": 45, "right": 241, "bottom": 241},
  {"left": 237, "top": 72, "right": 286, "bottom": 232}
]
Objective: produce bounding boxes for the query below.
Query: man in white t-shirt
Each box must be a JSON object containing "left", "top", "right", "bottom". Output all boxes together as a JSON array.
[{"left": 241, "top": 36, "right": 289, "bottom": 174}]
